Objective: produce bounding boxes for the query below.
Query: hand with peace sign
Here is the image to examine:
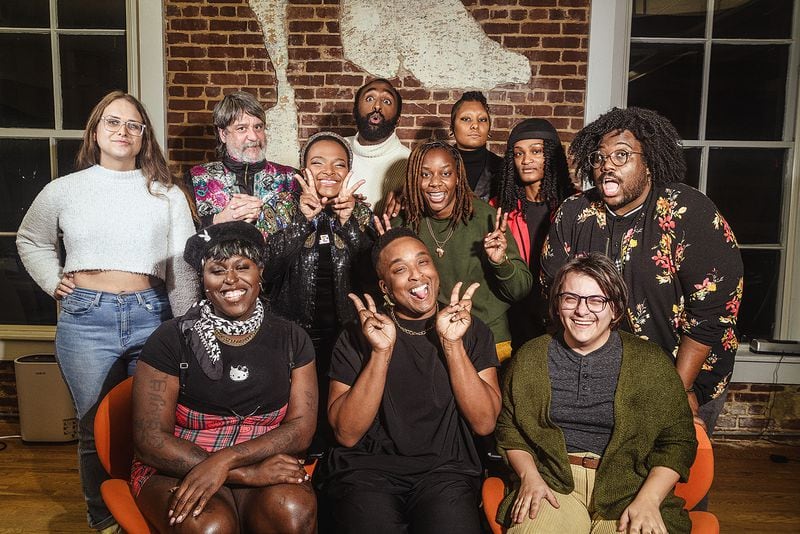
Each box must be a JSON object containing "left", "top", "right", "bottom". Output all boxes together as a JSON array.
[
  {"left": 436, "top": 282, "right": 480, "bottom": 343},
  {"left": 348, "top": 292, "right": 396, "bottom": 354},
  {"left": 484, "top": 207, "right": 510, "bottom": 264},
  {"left": 295, "top": 168, "right": 326, "bottom": 222},
  {"left": 331, "top": 171, "right": 366, "bottom": 226},
  {"left": 372, "top": 213, "right": 394, "bottom": 236}
]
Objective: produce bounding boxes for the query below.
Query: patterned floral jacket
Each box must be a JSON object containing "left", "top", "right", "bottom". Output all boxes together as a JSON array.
[
  {"left": 261, "top": 191, "right": 374, "bottom": 330},
  {"left": 186, "top": 158, "right": 298, "bottom": 236},
  {"left": 541, "top": 183, "right": 743, "bottom": 404}
]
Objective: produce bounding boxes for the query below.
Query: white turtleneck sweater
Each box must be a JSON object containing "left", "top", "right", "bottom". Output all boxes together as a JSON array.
[
  {"left": 346, "top": 132, "right": 410, "bottom": 211},
  {"left": 16, "top": 165, "right": 197, "bottom": 315}
]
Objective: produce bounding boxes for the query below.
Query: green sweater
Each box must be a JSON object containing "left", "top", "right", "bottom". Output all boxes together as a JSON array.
[
  {"left": 495, "top": 332, "right": 696, "bottom": 533},
  {"left": 400, "top": 199, "right": 532, "bottom": 343}
]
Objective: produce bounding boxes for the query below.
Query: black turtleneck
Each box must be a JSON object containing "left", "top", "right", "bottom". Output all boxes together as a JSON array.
[
  {"left": 223, "top": 153, "right": 266, "bottom": 196},
  {"left": 457, "top": 146, "right": 502, "bottom": 199}
]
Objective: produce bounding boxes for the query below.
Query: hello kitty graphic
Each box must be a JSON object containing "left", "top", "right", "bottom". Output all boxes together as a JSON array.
[{"left": 229, "top": 365, "right": 249, "bottom": 382}]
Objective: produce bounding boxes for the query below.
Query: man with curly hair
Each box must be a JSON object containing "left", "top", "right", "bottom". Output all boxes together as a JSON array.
[{"left": 541, "top": 107, "right": 743, "bottom": 436}]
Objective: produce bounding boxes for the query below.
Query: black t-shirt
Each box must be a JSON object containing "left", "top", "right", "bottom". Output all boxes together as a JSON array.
[
  {"left": 325, "top": 314, "right": 498, "bottom": 478},
  {"left": 140, "top": 311, "right": 315, "bottom": 416}
]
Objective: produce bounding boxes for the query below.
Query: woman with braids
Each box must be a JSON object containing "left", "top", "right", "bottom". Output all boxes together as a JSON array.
[
  {"left": 132, "top": 221, "right": 317, "bottom": 533},
  {"left": 16, "top": 91, "right": 196, "bottom": 532},
  {"left": 494, "top": 118, "right": 575, "bottom": 347},
  {"left": 398, "top": 140, "right": 532, "bottom": 356},
  {"left": 449, "top": 90, "right": 503, "bottom": 199}
]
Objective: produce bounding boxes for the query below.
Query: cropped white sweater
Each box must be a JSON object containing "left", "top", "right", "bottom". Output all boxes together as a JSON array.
[{"left": 16, "top": 165, "right": 197, "bottom": 315}]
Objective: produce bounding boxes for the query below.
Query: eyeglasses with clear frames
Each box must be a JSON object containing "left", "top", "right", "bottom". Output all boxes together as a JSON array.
[
  {"left": 588, "top": 150, "right": 643, "bottom": 168},
  {"left": 557, "top": 292, "right": 610, "bottom": 313},
  {"left": 101, "top": 116, "right": 146, "bottom": 137}
]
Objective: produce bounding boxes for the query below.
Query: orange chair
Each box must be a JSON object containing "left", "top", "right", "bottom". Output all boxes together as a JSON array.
[
  {"left": 94, "top": 377, "right": 153, "bottom": 533},
  {"left": 482, "top": 423, "right": 719, "bottom": 534}
]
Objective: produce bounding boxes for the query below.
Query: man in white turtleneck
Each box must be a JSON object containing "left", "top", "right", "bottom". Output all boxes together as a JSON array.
[{"left": 346, "top": 78, "right": 410, "bottom": 216}]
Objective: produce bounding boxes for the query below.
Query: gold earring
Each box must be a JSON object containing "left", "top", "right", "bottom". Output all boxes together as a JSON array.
[{"left": 383, "top": 292, "right": 395, "bottom": 307}]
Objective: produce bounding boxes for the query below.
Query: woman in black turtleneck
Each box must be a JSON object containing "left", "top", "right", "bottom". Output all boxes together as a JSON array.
[{"left": 450, "top": 91, "right": 503, "bottom": 200}]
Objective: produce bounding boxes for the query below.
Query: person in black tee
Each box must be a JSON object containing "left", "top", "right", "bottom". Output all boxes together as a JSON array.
[
  {"left": 317, "top": 228, "right": 501, "bottom": 534},
  {"left": 132, "top": 222, "right": 317, "bottom": 533}
]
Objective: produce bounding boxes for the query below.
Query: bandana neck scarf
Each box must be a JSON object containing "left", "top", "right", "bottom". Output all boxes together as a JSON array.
[{"left": 191, "top": 299, "right": 264, "bottom": 378}]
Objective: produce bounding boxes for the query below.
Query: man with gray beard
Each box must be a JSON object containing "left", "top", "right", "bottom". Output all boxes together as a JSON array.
[{"left": 185, "top": 91, "right": 297, "bottom": 236}]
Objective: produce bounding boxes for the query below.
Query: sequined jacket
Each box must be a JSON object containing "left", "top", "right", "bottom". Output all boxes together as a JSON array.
[{"left": 261, "top": 191, "right": 374, "bottom": 330}]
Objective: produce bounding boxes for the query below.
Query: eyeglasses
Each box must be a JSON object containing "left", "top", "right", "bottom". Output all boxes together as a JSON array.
[
  {"left": 100, "top": 116, "right": 146, "bottom": 137},
  {"left": 557, "top": 292, "right": 610, "bottom": 313},
  {"left": 588, "top": 150, "right": 642, "bottom": 168}
]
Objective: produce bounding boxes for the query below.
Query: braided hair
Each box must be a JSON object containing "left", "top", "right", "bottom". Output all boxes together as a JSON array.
[
  {"left": 496, "top": 138, "right": 572, "bottom": 216},
  {"left": 569, "top": 107, "right": 686, "bottom": 187},
  {"left": 403, "top": 141, "right": 474, "bottom": 233}
]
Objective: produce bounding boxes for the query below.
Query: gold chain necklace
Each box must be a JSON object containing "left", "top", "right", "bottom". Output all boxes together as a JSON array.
[
  {"left": 425, "top": 218, "right": 455, "bottom": 257},
  {"left": 214, "top": 329, "right": 257, "bottom": 346},
  {"left": 388, "top": 306, "right": 435, "bottom": 336}
]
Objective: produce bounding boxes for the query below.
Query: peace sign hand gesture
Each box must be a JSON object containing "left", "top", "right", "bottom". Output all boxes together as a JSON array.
[
  {"left": 348, "top": 293, "right": 396, "bottom": 354},
  {"left": 484, "top": 207, "right": 509, "bottom": 264},
  {"left": 295, "top": 168, "right": 326, "bottom": 221},
  {"left": 436, "top": 282, "right": 480, "bottom": 343},
  {"left": 332, "top": 172, "right": 366, "bottom": 225}
]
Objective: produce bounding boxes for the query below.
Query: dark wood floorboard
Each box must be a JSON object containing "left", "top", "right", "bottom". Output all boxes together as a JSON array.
[{"left": 0, "top": 422, "right": 798, "bottom": 532}]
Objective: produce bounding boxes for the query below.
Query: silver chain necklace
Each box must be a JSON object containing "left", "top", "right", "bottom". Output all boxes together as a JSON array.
[{"left": 425, "top": 218, "right": 455, "bottom": 257}]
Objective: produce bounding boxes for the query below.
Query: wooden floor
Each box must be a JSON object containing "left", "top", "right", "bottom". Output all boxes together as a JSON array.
[{"left": 0, "top": 422, "right": 798, "bottom": 533}]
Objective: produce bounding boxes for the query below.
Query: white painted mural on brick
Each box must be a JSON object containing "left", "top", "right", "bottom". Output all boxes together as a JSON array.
[
  {"left": 249, "top": 0, "right": 301, "bottom": 167},
  {"left": 340, "top": 0, "right": 530, "bottom": 89}
]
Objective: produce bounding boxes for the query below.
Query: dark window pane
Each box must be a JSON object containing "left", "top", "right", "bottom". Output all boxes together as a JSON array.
[
  {"left": 0, "top": 0, "right": 49, "bottom": 27},
  {"left": 737, "top": 249, "right": 779, "bottom": 341},
  {"left": 56, "top": 139, "right": 83, "bottom": 177},
  {"left": 631, "top": 0, "right": 706, "bottom": 38},
  {"left": 707, "top": 44, "right": 788, "bottom": 141},
  {"left": 628, "top": 43, "right": 703, "bottom": 139},
  {"left": 683, "top": 147, "right": 701, "bottom": 189},
  {"left": 0, "top": 139, "right": 52, "bottom": 232},
  {"left": 57, "top": 0, "right": 126, "bottom": 29},
  {"left": 0, "top": 34, "right": 54, "bottom": 128},
  {"left": 60, "top": 34, "right": 127, "bottom": 130},
  {"left": 705, "top": 148, "right": 784, "bottom": 245},
  {"left": 713, "top": 0, "right": 793, "bottom": 39},
  {"left": 0, "top": 237, "right": 57, "bottom": 325}
]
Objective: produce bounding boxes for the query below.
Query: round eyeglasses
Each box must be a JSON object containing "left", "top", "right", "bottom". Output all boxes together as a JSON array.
[
  {"left": 557, "top": 292, "right": 610, "bottom": 313},
  {"left": 588, "top": 150, "right": 642, "bottom": 169},
  {"left": 101, "top": 116, "right": 146, "bottom": 137}
]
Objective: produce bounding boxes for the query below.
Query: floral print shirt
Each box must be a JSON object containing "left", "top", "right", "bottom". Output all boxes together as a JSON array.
[
  {"left": 541, "top": 184, "right": 743, "bottom": 404},
  {"left": 186, "top": 159, "right": 298, "bottom": 236}
]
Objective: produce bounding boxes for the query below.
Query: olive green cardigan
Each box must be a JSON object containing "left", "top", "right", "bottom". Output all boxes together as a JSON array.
[{"left": 495, "top": 332, "right": 696, "bottom": 533}]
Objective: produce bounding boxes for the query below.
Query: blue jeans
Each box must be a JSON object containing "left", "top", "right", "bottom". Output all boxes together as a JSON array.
[{"left": 55, "top": 286, "right": 171, "bottom": 529}]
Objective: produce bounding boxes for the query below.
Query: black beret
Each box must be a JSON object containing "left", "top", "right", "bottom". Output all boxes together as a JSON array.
[
  {"left": 184, "top": 221, "right": 265, "bottom": 272},
  {"left": 507, "top": 118, "right": 561, "bottom": 148}
]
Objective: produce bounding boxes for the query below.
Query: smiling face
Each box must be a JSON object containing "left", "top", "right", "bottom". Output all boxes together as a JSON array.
[
  {"left": 202, "top": 254, "right": 263, "bottom": 320},
  {"left": 558, "top": 272, "right": 616, "bottom": 355},
  {"left": 219, "top": 112, "right": 267, "bottom": 163},
  {"left": 593, "top": 129, "right": 651, "bottom": 215},
  {"left": 420, "top": 148, "right": 458, "bottom": 219},
  {"left": 354, "top": 80, "right": 400, "bottom": 143},
  {"left": 305, "top": 138, "right": 350, "bottom": 198},
  {"left": 452, "top": 101, "right": 490, "bottom": 150},
  {"left": 95, "top": 98, "right": 144, "bottom": 171},
  {"left": 378, "top": 237, "right": 440, "bottom": 320}
]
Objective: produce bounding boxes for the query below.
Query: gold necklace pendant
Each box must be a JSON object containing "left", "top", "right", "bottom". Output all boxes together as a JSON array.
[
  {"left": 426, "top": 218, "right": 455, "bottom": 258},
  {"left": 436, "top": 247, "right": 444, "bottom": 257},
  {"left": 214, "top": 329, "right": 257, "bottom": 346}
]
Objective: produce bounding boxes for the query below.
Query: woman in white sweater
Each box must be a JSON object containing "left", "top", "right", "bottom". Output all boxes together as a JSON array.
[{"left": 16, "top": 91, "right": 196, "bottom": 532}]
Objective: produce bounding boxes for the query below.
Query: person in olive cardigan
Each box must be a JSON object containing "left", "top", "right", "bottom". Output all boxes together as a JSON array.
[{"left": 495, "top": 253, "right": 696, "bottom": 534}]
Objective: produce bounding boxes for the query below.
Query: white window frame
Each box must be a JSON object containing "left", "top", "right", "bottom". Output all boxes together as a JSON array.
[
  {"left": 0, "top": 0, "right": 165, "bottom": 350},
  {"left": 585, "top": 0, "right": 800, "bottom": 383}
]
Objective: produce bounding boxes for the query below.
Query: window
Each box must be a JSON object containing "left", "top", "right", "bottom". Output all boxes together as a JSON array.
[
  {"left": 586, "top": 0, "right": 800, "bottom": 343},
  {"left": 0, "top": 0, "right": 165, "bottom": 337}
]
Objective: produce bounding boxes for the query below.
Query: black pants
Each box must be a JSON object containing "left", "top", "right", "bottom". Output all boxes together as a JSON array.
[{"left": 323, "top": 469, "right": 482, "bottom": 534}]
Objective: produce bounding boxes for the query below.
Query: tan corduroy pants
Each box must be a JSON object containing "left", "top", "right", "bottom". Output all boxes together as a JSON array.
[{"left": 506, "top": 453, "right": 619, "bottom": 534}]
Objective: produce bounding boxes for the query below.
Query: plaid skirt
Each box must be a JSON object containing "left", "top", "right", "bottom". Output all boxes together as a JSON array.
[{"left": 130, "top": 402, "right": 287, "bottom": 495}]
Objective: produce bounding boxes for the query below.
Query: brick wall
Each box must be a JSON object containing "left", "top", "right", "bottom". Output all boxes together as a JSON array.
[
  {"left": 714, "top": 383, "right": 800, "bottom": 437},
  {"left": 164, "top": 0, "right": 590, "bottom": 175}
]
